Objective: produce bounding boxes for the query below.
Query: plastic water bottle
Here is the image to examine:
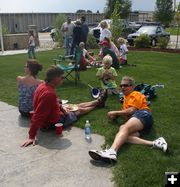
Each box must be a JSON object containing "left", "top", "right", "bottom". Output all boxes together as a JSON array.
[{"left": 85, "top": 120, "right": 91, "bottom": 140}]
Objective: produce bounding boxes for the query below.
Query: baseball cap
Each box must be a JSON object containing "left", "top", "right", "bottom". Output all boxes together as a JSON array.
[{"left": 99, "top": 40, "right": 109, "bottom": 46}]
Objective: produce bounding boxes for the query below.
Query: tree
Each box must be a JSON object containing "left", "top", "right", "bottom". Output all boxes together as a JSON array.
[
  {"left": 105, "top": 0, "right": 132, "bottom": 19},
  {"left": 154, "top": 0, "right": 174, "bottom": 27},
  {"left": 110, "top": 0, "right": 122, "bottom": 42},
  {"left": 76, "top": 9, "right": 86, "bottom": 13},
  {"left": 53, "top": 14, "right": 66, "bottom": 46},
  {"left": 87, "top": 10, "right": 93, "bottom": 13}
]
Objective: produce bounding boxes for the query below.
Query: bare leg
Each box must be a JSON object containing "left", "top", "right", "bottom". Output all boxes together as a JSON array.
[
  {"left": 75, "top": 105, "right": 97, "bottom": 117},
  {"left": 111, "top": 117, "right": 144, "bottom": 152},
  {"left": 77, "top": 100, "right": 98, "bottom": 108},
  {"left": 127, "top": 135, "right": 153, "bottom": 146}
]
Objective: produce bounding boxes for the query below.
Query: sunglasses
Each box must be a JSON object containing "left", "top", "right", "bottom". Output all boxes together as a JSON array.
[{"left": 120, "top": 84, "right": 131, "bottom": 88}]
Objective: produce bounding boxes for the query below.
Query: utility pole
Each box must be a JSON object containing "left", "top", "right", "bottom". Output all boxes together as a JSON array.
[{"left": 0, "top": 14, "right": 4, "bottom": 54}]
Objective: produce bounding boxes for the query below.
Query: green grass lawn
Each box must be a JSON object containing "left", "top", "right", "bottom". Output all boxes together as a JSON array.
[{"left": 0, "top": 49, "right": 180, "bottom": 186}]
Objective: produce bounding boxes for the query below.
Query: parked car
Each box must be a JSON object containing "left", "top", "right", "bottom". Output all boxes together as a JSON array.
[
  {"left": 127, "top": 25, "right": 170, "bottom": 46},
  {"left": 90, "top": 19, "right": 133, "bottom": 42},
  {"left": 39, "top": 26, "right": 53, "bottom": 33},
  {"left": 129, "top": 21, "right": 164, "bottom": 32}
]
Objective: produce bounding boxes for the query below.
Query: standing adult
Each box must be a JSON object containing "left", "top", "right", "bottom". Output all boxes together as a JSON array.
[
  {"left": 80, "top": 16, "right": 89, "bottom": 49},
  {"left": 17, "top": 59, "right": 43, "bottom": 117},
  {"left": 61, "top": 17, "right": 75, "bottom": 56},
  {"left": 89, "top": 76, "right": 168, "bottom": 163},
  {"left": 70, "top": 20, "right": 83, "bottom": 56},
  {"left": 99, "top": 20, "right": 112, "bottom": 42},
  {"left": 28, "top": 30, "right": 36, "bottom": 59}
]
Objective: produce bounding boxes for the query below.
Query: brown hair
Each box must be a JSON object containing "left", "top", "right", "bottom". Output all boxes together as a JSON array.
[
  {"left": 27, "top": 59, "right": 42, "bottom": 77},
  {"left": 45, "top": 66, "right": 64, "bottom": 83}
]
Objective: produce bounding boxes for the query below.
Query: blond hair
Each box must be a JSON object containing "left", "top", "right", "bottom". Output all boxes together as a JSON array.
[
  {"left": 117, "top": 37, "right": 126, "bottom": 44},
  {"left": 100, "top": 20, "right": 108, "bottom": 28},
  {"left": 103, "top": 55, "right": 112, "bottom": 65},
  {"left": 79, "top": 42, "right": 85, "bottom": 48}
]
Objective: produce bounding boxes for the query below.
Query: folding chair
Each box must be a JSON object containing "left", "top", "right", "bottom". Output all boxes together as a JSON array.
[{"left": 53, "top": 47, "right": 82, "bottom": 84}]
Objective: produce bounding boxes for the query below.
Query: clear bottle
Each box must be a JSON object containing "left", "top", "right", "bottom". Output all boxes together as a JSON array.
[{"left": 85, "top": 120, "right": 91, "bottom": 140}]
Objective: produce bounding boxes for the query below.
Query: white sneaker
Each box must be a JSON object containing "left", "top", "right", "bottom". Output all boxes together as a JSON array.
[
  {"left": 153, "top": 137, "right": 168, "bottom": 153},
  {"left": 89, "top": 149, "right": 117, "bottom": 163}
]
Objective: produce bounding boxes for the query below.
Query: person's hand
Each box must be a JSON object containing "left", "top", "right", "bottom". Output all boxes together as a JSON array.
[{"left": 21, "top": 138, "right": 36, "bottom": 147}]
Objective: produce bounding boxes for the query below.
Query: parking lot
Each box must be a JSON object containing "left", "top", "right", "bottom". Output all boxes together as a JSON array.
[{"left": 38, "top": 32, "right": 180, "bottom": 49}]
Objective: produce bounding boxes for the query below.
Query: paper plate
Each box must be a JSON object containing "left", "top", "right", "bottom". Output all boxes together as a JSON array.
[{"left": 61, "top": 100, "right": 69, "bottom": 104}]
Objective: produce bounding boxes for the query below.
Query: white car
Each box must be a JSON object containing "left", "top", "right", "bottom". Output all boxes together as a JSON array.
[{"left": 90, "top": 19, "right": 133, "bottom": 42}]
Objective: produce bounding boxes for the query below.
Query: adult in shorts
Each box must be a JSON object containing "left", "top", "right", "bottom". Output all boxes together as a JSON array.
[
  {"left": 89, "top": 76, "right": 168, "bottom": 163},
  {"left": 21, "top": 66, "right": 107, "bottom": 147}
]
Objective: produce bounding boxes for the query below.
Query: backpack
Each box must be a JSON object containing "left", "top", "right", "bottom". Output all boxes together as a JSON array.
[{"left": 134, "top": 83, "right": 157, "bottom": 100}]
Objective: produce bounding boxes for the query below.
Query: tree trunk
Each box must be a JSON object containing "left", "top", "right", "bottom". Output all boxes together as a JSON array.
[{"left": 176, "top": 25, "right": 180, "bottom": 49}]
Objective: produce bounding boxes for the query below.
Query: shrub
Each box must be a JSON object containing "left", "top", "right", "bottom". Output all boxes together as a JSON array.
[
  {"left": 134, "top": 34, "right": 151, "bottom": 48},
  {"left": 87, "top": 34, "right": 98, "bottom": 49},
  {"left": 53, "top": 14, "right": 66, "bottom": 47},
  {"left": 157, "top": 36, "right": 170, "bottom": 49}
]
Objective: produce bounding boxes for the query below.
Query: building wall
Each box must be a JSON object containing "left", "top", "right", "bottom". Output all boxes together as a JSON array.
[
  {"left": 3, "top": 33, "right": 28, "bottom": 50},
  {"left": 128, "top": 11, "right": 154, "bottom": 22},
  {"left": 0, "top": 13, "right": 104, "bottom": 33},
  {"left": 0, "top": 12, "right": 153, "bottom": 34}
]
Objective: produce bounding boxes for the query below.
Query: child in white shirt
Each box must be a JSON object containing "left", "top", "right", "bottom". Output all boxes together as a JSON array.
[{"left": 117, "top": 37, "right": 128, "bottom": 65}]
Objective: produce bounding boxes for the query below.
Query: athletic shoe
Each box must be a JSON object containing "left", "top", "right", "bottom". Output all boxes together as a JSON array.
[
  {"left": 97, "top": 89, "right": 108, "bottom": 107},
  {"left": 153, "top": 137, "right": 168, "bottom": 153},
  {"left": 89, "top": 149, "right": 117, "bottom": 163}
]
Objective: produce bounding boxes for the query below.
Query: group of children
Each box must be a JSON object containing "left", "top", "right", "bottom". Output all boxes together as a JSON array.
[
  {"left": 78, "top": 37, "right": 128, "bottom": 69},
  {"left": 77, "top": 37, "right": 128, "bottom": 95}
]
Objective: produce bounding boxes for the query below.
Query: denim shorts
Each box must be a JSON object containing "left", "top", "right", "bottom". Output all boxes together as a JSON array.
[
  {"left": 132, "top": 110, "right": 153, "bottom": 132},
  {"left": 58, "top": 112, "right": 77, "bottom": 128}
]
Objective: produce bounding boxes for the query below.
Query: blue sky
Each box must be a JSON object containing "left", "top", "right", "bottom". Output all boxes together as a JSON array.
[{"left": 0, "top": 0, "right": 179, "bottom": 13}]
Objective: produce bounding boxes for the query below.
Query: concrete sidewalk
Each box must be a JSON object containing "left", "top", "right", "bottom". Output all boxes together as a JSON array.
[
  {"left": 0, "top": 101, "right": 114, "bottom": 187},
  {"left": 0, "top": 48, "right": 53, "bottom": 56}
]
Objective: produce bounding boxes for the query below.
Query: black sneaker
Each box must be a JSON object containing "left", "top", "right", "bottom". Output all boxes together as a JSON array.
[{"left": 97, "top": 94, "right": 107, "bottom": 107}]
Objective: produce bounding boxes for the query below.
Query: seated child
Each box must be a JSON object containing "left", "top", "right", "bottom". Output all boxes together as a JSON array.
[
  {"left": 117, "top": 37, "right": 128, "bottom": 65},
  {"left": 98, "top": 40, "right": 119, "bottom": 69},
  {"left": 79, "top": 42, "right": 96, "bottom": 70},
  {"left": 103, "top": 37, "right": 120, "bottom": 57},
  {"left": 96, "top": 55, "right": 119, "bottom": 94}
]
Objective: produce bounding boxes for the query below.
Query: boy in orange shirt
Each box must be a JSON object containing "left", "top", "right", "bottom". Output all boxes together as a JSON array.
[{"left": 89, "top": 76, "right": 168, "bottom": 163}]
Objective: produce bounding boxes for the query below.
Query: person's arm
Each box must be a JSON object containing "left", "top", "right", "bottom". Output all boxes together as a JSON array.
[
  {"left": 86, "top": 52, "right": 96, "bottom": 61},
  {"left": 61, "top": 23, "right": 65, "bottom": 32},
  {"left": 108, "top": 68, "right": 118, "bottom": 81},
  {"left": 111, "top": 42, "right": 120, "bottom": 57},
  {"left": 96, "top": 68, "right": 107, "bottom": 80},
  {"left": 16, "top": 76, "right": 22, "bottom": 86},
  {"left": 108, "top": 106, "right": 137, "bottom": 120}
]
